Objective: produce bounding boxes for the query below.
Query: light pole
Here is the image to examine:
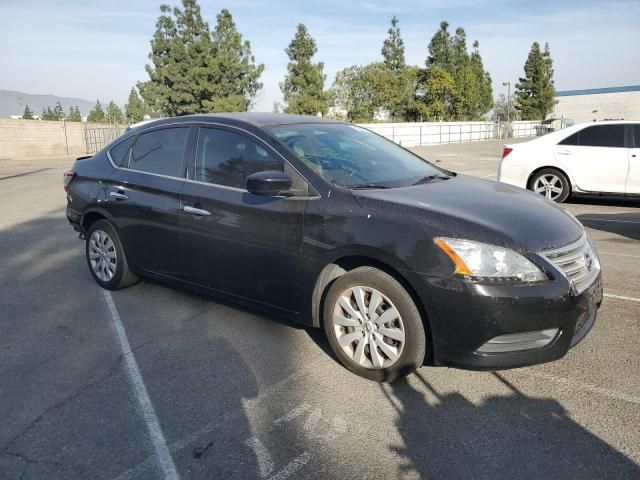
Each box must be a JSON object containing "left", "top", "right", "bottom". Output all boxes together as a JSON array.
[{"left": 502, "top": 81, "right": 511, "bottom": 124}]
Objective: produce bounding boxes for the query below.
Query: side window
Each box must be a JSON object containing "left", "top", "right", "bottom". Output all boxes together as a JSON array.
[
  {"left": 576, "top": 125, "right": 625, "bottom": 148},
  {"left": 109, "top": 135, "right": 136, "bottom": 167},
  {"left": 559, "top": 131, "right": 580, "bottom": 146},
  {"left": 129, "top": 127, "right": 189, "bottom": 177},
  {"left": 193, "top": 127, "right": 283, "bottom": 188},
  {"left": 633, "top": 125, "right": 640, "bottom": 148}
]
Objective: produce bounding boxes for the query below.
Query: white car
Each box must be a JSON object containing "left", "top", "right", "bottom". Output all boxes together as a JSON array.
[{"left": 498, "top": 121, "right": 639, "bottom": 202}]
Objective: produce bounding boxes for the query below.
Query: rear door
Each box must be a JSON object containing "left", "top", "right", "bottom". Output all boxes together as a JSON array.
[
  {"left": 627, "top": 124, "right": 640, "bottom": 194},
  {"left": 553, "top": 124, "right": 628, "bottom": 193},
  {"left": 106, "top": 126, "right": 190, "bottom": 277},
  {"left": 179, "top": 125, "right": 309, "bottom": 312}
]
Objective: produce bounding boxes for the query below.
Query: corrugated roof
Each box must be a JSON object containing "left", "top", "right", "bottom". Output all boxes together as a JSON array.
[{"left": 556, "top": 85, "right": 640, "bottom": 97}]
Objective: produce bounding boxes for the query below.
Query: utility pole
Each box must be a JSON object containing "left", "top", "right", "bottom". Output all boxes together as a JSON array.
[{"left": 502, "top": 82, "right": 511, "bottom": 123}]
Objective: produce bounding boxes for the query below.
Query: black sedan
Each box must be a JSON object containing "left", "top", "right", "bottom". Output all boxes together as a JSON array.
[{"left": 65, "top": 113, "right": 603, "bottom": 382}]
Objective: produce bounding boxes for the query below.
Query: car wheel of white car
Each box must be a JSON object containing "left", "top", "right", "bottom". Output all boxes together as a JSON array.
[{"left": 528, "top": 168, "right": 570, "bottom": 203}]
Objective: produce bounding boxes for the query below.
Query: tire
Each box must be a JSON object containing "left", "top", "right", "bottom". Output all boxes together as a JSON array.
[
  {"left": 85, "top": 219, "right": 139, "bottom": 290},
  {"left": 528, "top": 168, "right": 570, "bottom": 203},
  {"left": 323, "top": 267, "right": 426, "bottom": 382}
]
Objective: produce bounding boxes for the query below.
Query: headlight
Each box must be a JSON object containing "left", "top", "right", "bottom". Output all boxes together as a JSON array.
[{"left": 435, "top": 237, "right": 547, "bottom": 282}]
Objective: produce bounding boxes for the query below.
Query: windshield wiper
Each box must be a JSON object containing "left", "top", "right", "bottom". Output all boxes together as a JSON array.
[
  {"left": 412, "top": 174, "right": 451, "bottom": 186},
  {"left": 348, "top": 184, "right": 390, "bottom": 190}
]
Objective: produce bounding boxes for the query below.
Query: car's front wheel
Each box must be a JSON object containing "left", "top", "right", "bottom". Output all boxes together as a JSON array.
[
  {"left": 85, "top": 219, "right": 139, "bottom": 290},
  {"left": 528, "top": 168, "right": 570, "bottom": 203},
  {"left": 323, "top": 267, "right": 426, "bottom": 382}
]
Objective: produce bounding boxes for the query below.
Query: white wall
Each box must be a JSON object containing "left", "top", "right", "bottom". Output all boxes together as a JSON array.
[{"left": 553, "top": 91, "right": 640, "bottom": 123}]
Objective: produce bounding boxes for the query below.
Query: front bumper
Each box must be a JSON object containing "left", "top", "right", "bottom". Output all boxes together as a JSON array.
[{"left": 416, "top": 271, "right": 603, "bottom": 370}]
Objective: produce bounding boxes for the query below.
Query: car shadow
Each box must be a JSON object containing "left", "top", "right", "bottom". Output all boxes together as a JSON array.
[
  {"left": 385, "top": 370, "right": 640, "bottom": 479},
  {"left": 568, "top": 195, "right": 640, "bottom": 208},
  {"left": 576, "top": 212, "right": 640, "bottom": 241}
]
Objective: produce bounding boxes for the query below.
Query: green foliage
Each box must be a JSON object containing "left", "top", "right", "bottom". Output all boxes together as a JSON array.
[
  {"left": 87, "top": 100, "right": 106, "bottom": 123},
  {"left": 415, "top": 66, "right": 456, "bottom": 120},
  {"left": 125, "top": 87, "right": 149, "bottom": 122},
  {"left": 22, "top": 105, "right": 34, "bottom": 120},
  {"left": 492, "top": 94, "right": 520, "bottom": 121},
  {"left": 515, "top": 42, "right": 556, "bottom": 120},
  {"left": 280, "top": 24, "right": 328, "bottom": 115},
  {"left": 382, "top": 16, "right": 405, "bottom": 71},
  {"left": 53, "top": 101, "right": 64, "bottom": 120},
  {"left": 107, "top": 101, "right": 124, "bottom": 123},
  {"left": 138, "top": 1, "right": 263, "bottom": 116},
  {"left": 67, "top": 106, "right": 82, "bottom": 122},
  {"left": 422, "top": 22, "right": 493, "bottom": 120},
  {"left": 41, "top": 107, "right": 56, "bottom": 121},
  {"left": 332, "top": 63, "right": 397, "bottom": 122}
]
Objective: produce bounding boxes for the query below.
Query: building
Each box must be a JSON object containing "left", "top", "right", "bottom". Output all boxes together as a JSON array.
[{"left": 552, "top": 85, "right": 640, "bottom": 123}]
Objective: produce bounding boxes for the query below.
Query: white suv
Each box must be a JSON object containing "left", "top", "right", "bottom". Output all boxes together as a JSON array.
[{"left": 498, "top": 121, "right": 639, "bottom": 202}]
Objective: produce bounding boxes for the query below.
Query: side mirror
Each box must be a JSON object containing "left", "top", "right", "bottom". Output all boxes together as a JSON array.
[{"left": 246, "top": 170, "right": 293, "bottom": 196}]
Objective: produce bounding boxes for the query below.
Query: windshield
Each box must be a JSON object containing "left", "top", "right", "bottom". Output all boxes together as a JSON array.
[{"left": 265, "top": 123, "right": 449, "bottom": 188}]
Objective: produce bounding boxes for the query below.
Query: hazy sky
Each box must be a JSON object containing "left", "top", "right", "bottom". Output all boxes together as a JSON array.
[{"left": 1, "top": 0, "right": 638, "bottom": 111}]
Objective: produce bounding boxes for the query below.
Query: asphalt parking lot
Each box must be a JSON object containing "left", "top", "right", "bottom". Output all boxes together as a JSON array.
[{"left": 1, "top": 139, "right": 639, "bottom": 479}]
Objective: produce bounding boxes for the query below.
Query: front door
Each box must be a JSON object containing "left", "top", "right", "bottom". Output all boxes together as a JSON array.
[
  {"left": 106, "top": 126, "right": 190, "bottom": 277},
  {"left": 554, "top": 123, "right": 628, "bottom": 193},
  {"left": 180, "top": 126, "right": 308, "bottom": 312}
]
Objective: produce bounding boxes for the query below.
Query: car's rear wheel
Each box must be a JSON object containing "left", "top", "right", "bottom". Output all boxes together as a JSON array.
[
  {"left": 528, "top": 168, "right": 570, "bottom": 203},
  {"left": 85, "top": 219, "right": 139, "bottom": 290},
  {"left": 323, "top": 267, "right": 426, "bottom": 382}
]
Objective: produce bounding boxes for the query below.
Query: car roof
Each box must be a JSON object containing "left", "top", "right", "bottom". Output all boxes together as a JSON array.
[{"left": 128, "top": 112, "right": 342, "bottom": 131}]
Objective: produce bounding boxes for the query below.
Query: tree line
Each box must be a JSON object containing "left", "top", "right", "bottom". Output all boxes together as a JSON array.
[{"left": 24, "top": 0, "right": 557, "bottom": 124}]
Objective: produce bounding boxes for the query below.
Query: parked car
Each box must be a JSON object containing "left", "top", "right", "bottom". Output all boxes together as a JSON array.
[
  {"left": 499, "top": 121, "right": 640, "bottom": 202},
  {"left": 65, "top": 113, "right": 602, "bottom": 382}
]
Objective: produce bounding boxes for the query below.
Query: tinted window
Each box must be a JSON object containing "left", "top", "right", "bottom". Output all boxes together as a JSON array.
[
  {"left": 563, "top": 125, "right": 625, "bottom": 148},
  {"left": 129, "top": 127, "right": 189, "bottom": 177},
  {"left": 559, "top": 131, "right": 580, "bottom": 146},
  {"left": 633, "top": 125, "right": 640, "bottom": 148},
  {"left": 109, "top": 135, "right": 135, "bottom": 167},
  {"left": 194, "top": 128, "right": 283, "bottom": 188}
]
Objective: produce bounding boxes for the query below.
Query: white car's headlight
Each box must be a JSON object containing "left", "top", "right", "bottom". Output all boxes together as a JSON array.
[{"left": 435, "top": 237, "right": 547, "bottom": 282}]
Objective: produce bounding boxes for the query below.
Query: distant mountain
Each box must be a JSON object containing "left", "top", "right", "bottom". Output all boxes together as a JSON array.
[{"left": 0, "top": 89, "right": 97, "bottom": 117}]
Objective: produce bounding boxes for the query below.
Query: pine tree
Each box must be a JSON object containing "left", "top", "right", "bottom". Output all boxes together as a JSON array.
[
  {"left": 125, "top": 87, "right": 148, "bottom": 122},
  {"left": 87, "top": 100, "right": 106, "bottom": 123},
  {"left": 281, "top": 24, "right": 328, "bottom": 115},
  {"left": 470, "top": 40, "right": 493, "bottom": 117},
  {"left": 515, "top": 42, "right": 557, "bottom": 120},
  {"left": 416, "top": 66, "right": 456, "bottom": 121},
  {"left": 107, "top": 101, "right": 124, "bottom": 123},
  {"left": 41, "top": 107, "right": 56, "bottom": 121},
  {"left": 22, "top": 105, "right": 34, "bottom": 120},
  {"left": 139, "top": 2, "right": 263, "bottom": 115},
  {"left": 382, "top": 16, "right": 405, "bottom": 71},
  {"left": 427, "top": 21, "right": 452, "bottom": 71},
  {"left": 67, "top": 106, "right": 82, "bottom": 121},
  {"left": 205, "top": 9, "right": 264, "bottom": 112},
  {"left": 53, "top": 101, "right": 64, "bottom": 120}
]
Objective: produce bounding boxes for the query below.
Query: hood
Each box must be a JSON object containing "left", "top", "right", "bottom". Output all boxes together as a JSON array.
[{"left": 352, "top": 175, "right": 584, "bottom": 253}]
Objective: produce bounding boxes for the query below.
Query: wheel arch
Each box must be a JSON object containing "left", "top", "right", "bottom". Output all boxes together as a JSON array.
[
  {"left": 311, "top": 254, "right": 434, "bottom": 364},
  {"left": 527, "top": 165, "right": 574, "bottom": 193}
]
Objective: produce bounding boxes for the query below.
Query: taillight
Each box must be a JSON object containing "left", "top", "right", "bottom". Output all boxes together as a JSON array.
[
  {"left": 63, "top": 171, "right": 76, "bottom": 192},
  {"left": 501, "top": 147, "right": 513, "bottom": 159}
]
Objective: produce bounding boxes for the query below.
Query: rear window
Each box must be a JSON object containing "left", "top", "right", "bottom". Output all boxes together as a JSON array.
[
  {"left": 560, "top": 125, "right": 625, "bottom": 148},
  {"left": 633, "top": 124, "right": 640, "bottom": 148},
  {"left": 109, "top": 135, "right": 136, "bottom": 167},
  {"left": 129, "top": 127, "right": 189, "bottom": 177}
]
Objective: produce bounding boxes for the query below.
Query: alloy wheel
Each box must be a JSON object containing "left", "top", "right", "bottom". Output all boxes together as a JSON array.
[
  {"left": 88, "top": 229, "right": 117, "bottom": 282},
  {"left": 533, "top": 174, "right": 564, "bottom": 200},
  {"left": 332, "top": 286, "right": 405, "bottom": 369}
]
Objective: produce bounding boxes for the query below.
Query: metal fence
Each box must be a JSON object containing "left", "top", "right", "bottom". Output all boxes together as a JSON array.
[
  {"left": 360, "top": 120, "right": 545, "bottom": 147},
  {"left": 83, "top": 123, "right": 126, "bottom": 154}
]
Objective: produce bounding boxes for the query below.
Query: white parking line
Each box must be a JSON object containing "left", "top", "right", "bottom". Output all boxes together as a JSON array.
[
  {"left": 581, "top": 218, "right": 640, "bottom": 225},
  {"left": 598, "top": 251, "right": 640, "bottom": 259},
  {"left": 102, "top": 290, "right": 180, "bottom": 480},
  {"left": 603, "top": 293, "right": 640, "bottom": 303}
]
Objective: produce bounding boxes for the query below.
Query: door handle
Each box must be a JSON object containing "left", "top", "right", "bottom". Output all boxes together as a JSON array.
[
  {"left": 183, "top": 205, "right": 211, "bottom": 216},
  {"left": 109, "top": 191, "right": 128, "bottom": 200},
  {"left": 557, "top": 150, "right": 571, "bottom": 155}
]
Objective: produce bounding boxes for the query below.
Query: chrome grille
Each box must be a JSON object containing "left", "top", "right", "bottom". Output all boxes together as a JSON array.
[{"left": 541, "top": 235, "right": 600, "bottom": 294}]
